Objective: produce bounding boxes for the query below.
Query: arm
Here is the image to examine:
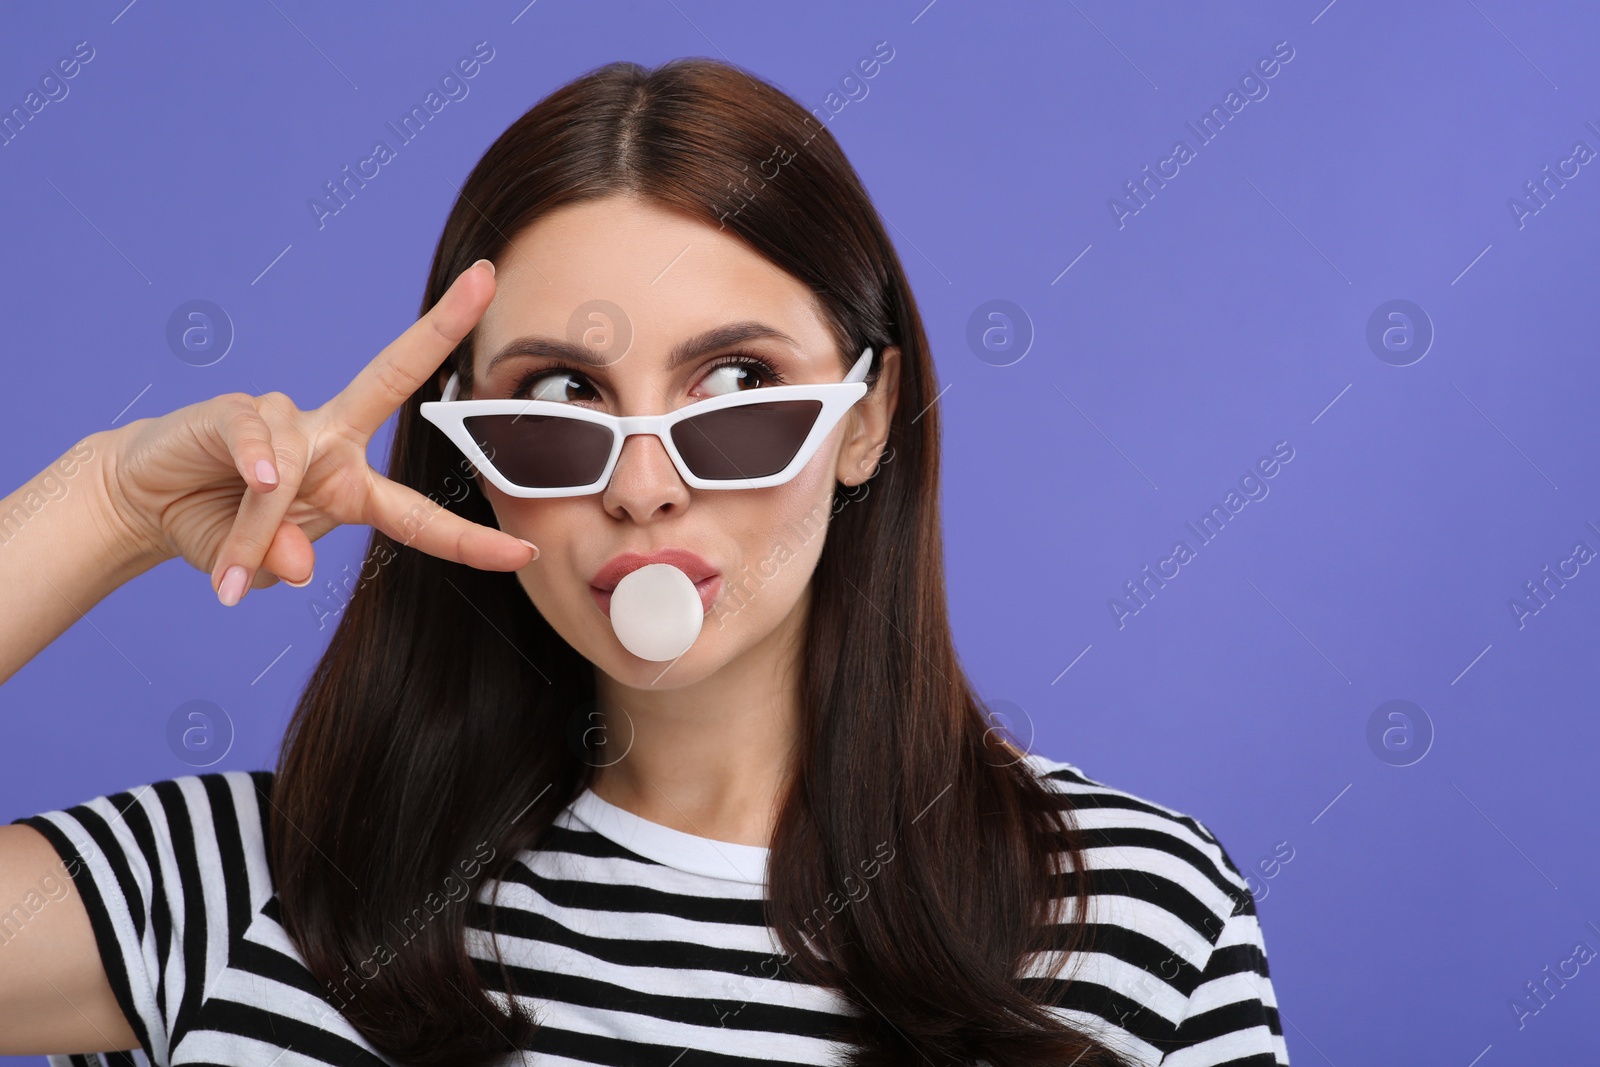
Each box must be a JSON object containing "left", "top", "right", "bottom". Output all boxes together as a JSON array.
[
  {"left": 0, "top": 259, "right": 525, "bottom": 1058},
  {"left": 0, "top": 425, "right": 172, "bottom": 685},
  {"left": 4, "top": 773, "right": 277, "bottom": 1062},
  {"left": 0, "top": 822, "right": 140, "bottom": 1054},
  {"left": 0, "top": 438, "right": 157, "bottom": 1053},
  {"left": 6, "top": 258, "right": 535, "bottom": 688}
]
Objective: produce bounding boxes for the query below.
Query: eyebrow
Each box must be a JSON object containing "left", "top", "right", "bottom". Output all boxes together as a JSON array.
[{"left": 483, "top": 321, "right": 805, "bottom": 376}]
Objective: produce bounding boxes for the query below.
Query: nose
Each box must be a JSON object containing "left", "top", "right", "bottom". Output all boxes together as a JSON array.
[{"left": 601, "top": 429, "right": 690, "bottom": 522}]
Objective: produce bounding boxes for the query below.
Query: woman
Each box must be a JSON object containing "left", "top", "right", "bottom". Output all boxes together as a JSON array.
[{"left": 0, "top": 58, "right": 1287, "bottom": 1066}]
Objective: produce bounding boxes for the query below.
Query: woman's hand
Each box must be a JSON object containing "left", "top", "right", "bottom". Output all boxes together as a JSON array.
[{"left": 103, "top": 259, "right": 537, "bottom": 606}]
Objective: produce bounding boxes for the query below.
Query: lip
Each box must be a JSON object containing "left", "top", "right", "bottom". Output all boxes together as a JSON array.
[{"left": 590, "top": 549, "right": 722, "bottom": 618}]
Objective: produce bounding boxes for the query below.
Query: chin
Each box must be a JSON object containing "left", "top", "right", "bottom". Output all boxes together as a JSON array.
[{"left": 595, "top": 628, "right": 734, "bottom": 688}]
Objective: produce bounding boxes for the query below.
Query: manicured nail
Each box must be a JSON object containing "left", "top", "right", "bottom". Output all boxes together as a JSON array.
[
  {"left": 218, "top": 565, "right": 249, "bottom": 607},
  {"left": 473, "top": 258, "right": 495, "bottom": 277},
  {"left": 517, "top": 538, "right": 539, "bottom": 560},
  {"left": 255, "top": 459, "right": 278, "bottom": 486},
  {"left": 285, "top": 571, "right": 314, "bottom": 588}
]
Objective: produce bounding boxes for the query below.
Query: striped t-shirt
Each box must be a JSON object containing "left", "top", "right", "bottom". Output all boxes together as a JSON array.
[{"left": 11, "top": 754, "right": 1289, "bottom": 1066}]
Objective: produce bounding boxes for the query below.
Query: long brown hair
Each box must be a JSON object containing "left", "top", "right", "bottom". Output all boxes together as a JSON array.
[{"left": 272, "top": 57, "right": 1131, "bottom": 1066}]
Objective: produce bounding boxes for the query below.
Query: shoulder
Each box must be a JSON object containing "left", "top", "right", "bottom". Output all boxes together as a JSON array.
[
  {"left": 1018, "top": 752, "right": 1255, "bottom": 952},
  {"left": 14, "top": 768, "right": 275, "bottom": 847},
  {"left": 11, "top": 769, "right": 277, "bottom": 905},
  {"left": 10, "top": 770, "right": 279, "bottom": 1066},
  {"left": 1015, "top": 754, "right": 1288, "bottom": 1063}
]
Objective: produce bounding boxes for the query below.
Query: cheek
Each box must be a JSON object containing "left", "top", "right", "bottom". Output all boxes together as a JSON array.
[
  {"left": 770, "top": 454, "right": 841, "bottom": 549},
  {"left": 712, "top": 459, "right": 839, "bottom": 623},
  {"left": 479, "top": 489, "right": 586, "bottom": 603},
  {"left": 486, "top": 492, "right": 566, "bottom": 543}
]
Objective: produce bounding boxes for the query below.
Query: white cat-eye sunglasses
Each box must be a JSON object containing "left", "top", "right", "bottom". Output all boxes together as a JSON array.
[{"left": 419, "top": 346, "right": 874, "bottom": 497}]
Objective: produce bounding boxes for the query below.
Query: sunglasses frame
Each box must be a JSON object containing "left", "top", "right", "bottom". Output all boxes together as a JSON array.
[{"left": 419, "top": 345, "right": 875, "bottom": 497}]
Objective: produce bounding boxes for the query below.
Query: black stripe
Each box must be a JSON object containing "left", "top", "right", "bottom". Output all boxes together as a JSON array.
[
  {"left": 1170, "top": 993, "right": 1276, "bottom": 1044},
  {"left": 489, "top": 852, "right": 768, "bottom": 926},
  {"left": 10, "top": 814, "right": 156, "bottom": 1066},
  {"left": 1204, "top": 942, "right": 1270, "bottom": 980},
  {"left": 1042, "top": 775, "right": 1221, "bottom": 848},
  {"left": 472, "top": 899, "right": 805, "bottom": 985},
  {"left": 192, "top": 997, "right": 397, "bottom": 1066},
  {"left": 474, "top": 955, "right": 850, "bottom": 1041},
  {"left": 67, "top": 793, "right": 150, "bottom": 941},
  {"left": 202, "top": 774, "right": 255, "bottom": 945},
  {"left": 1033, "top": 920, "right": 1205, "bottom": 997},
  {"left": 538, "top": 820, "right": 666, "bottom": 862},
  {"left": 1060, "top": 865, "right": 1221, "bottom": 947},
  {"left": 1035, "top": 975, "right": 1179, "bottom": 1047},
  {"left": 111, "top": 791, "right": 172, "bottom": 1034},
  {"left": 1073, "top": 823, "right": 1243, "bottom": 903},
  {"left": 1206, "top": 846, "right": 1264, "bottom": 930},
  {"left": 1036, "top": 765, "right": 1097, "bottom": 786},
  {"left": 150, "top": 779, "right": 210, "bottom": 1047},
  {"left": 231, "top": 911, "right": 348, "bottom": 1000}
]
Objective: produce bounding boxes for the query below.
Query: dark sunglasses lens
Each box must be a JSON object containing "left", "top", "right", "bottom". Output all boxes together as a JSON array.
[
  {"left": 671, "top": 400, "right": 823, "bottom": 480},
  {"left": 463, "top": 414, "right": 614, "bottom": 488}
]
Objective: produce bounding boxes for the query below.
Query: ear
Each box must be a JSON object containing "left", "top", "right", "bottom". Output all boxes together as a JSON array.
[{"left": 835, "top": 344, "right": 900, "bottom": 486}]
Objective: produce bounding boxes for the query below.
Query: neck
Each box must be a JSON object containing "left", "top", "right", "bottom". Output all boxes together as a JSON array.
[{"left": 588, "top": 581, "right": 810, "bottom": 848}]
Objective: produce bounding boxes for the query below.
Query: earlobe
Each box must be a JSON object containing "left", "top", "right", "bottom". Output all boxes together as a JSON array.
[
  {"left": 835, "top": 422, "right": 879, "bottom": 487},
  {"left": 842, "top": 441, "right": 885, "bottom": 486}
]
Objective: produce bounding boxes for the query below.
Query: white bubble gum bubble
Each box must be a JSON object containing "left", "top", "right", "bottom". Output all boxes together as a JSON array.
[{"left": 609, "top": 563, "right": 705, "bottom": 661}]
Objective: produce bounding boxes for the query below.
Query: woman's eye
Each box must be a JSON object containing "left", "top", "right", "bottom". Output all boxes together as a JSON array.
[
  {"left": 694, "top": 357, "right": 784, "bottom": 397},
  {"left": 509, "top": 355, "right": 783, "bottom": 404},
  {"left": 512, "top": 368, "right": 596, "bottom": 403}
]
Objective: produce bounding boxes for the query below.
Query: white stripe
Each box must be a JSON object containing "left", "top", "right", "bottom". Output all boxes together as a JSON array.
[
  {"left": 1213, "top": 909, "right": 1267, "bottom": 950},
  {"left": 466, "top": 926, "right": 854, "bottom": 1017},
  {"left": 1078, "top": 875, "right": 1233, "bottom": 967},
  {"left": 1184, "top": 968, "right": 1277, "bottom": 1016},
  {"left": 177, "top": 1031, "right": 378, "bottom": 1067},
  {"left": 1080, "top": 839, "right": 1248, "bottom": 920},
  {"left": 172, "top": 777, "right": 236, "bottom": 1033},
  {"left": 514, "top": 834, "right": 767, "bottom": 900},
  {"left": 1039, "top": 1006, "right": 1164, "bottom": 1067},
  {"left": 39, "top": 797, "right": 173, "bottom": 1065},
  {"left": 1157, "top": 1022, "right": 1280, "bottom": 1067},
  {"left": 1025, "top": 945, "right": 1191, "bottom": 1023},
  {"left": 488, "top": 988, "right": 856, "bottom": 1064},
  {"left": 478, "top": 878, "right": 775, "bottom": 953}
]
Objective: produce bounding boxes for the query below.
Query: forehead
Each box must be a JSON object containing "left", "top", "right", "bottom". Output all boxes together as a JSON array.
[{"left": 475, "top": 194, "right": 834, "bottom": 365}]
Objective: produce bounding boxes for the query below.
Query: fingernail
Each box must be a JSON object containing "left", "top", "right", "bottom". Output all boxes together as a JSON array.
[
  {"left": 285, "top": 570, "right": 314, "bottom": 588},
  {"left": 517, "top": 538, "right": 539, "bottom": 560},
  {"left": 218, "top": 565, "right": 249, "bottom": 607},
  {"left": 255, "top": 459, "right": 278, "bottom": 486},
  {"left": 473, "top": 258, "right": 495, "bottom": 277}
]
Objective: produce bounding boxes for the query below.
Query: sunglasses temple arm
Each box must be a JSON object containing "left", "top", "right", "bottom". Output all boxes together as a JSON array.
[{"left": 845, "top": 346, "right": 874, "bottom": 384}]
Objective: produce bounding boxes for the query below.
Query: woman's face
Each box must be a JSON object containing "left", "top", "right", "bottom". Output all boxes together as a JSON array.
[{"left": 466, "top": 194, "right": 896, "bottom": 689}]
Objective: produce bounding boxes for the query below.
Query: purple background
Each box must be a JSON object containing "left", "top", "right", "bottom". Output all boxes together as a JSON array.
[{"left": 4, "top": 1, "right": 1598, "bottom": 1062}]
